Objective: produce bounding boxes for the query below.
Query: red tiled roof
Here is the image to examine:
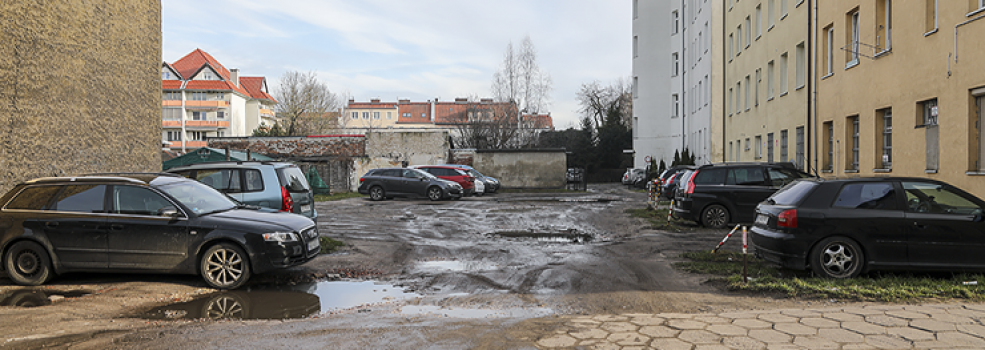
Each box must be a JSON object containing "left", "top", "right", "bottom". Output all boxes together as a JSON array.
[
  {"left": 162, "top": 80, "right": 182, "bottom": 89},
  {"left": 397, "top": 103, "right": 432, "bottom": 123},
  {"left": 522, "top": 113, "right": 554, "bottom": 130},
  {"left": 172, "top": 48, "right": 231, "bottom": 81},
  {"left": 432, "top": 103, "right": 470, "bottom": 124},
  {"left": 162, "top": 62, "right": 182, "bottom": 80},
  {"left": 240, "top": 77, "right": 277, "bottom": 103}
]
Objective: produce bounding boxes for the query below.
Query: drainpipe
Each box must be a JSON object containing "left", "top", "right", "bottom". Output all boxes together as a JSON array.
[
  {"left": 181, "top": 81, "right": 187, "bottom": 154},
  {"left": 809, "top": 0, "right": 816, "bottom": 173}
]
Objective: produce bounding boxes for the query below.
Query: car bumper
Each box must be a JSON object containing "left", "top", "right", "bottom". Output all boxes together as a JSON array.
[
  {"left": 254, "top": 236, "right": 320, "bottom": 273},
  {"left": 672, "top": 198, "right": 696, "bottom": 221},
  {"left": 749, "top": 226, "right": 808, "bottom": 270}
]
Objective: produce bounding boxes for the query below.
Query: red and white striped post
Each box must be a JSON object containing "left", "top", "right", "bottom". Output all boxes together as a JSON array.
[{"left": 742, "top": 226, "right": 748, "bottom": 283}]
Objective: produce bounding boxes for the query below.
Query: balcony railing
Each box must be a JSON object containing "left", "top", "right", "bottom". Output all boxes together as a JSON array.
[
  {"left": 259, "top": 108, "right": 275, "bottom": 117},
  {"left": 166, "top": 141, "right": 207, "bottom": 149},
  {"left": 162, "top": 120, "right": 229, "bottom": 128},
  {"left": 184, "top": 100, "right": 229, "bottom": 108}
]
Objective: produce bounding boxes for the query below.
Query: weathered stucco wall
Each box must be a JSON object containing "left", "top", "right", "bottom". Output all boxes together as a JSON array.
[
  {"left": 209, "top": 136, "right": 366, "bottom": 158},
  {"left": 0, "top": 1, "right": 162, "bottom": 193},
  {"left": 353, "top": 131, "right": 450, "bottom": 191},
  {"left": 473, "top": 149, "right": 566, "bottom": 189}
]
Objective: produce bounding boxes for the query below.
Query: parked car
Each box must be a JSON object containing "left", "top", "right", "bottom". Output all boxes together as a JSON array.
[
  {"left": 673, "top": 162, "right": 813, "bottom": 228},
  {"left": 622, "top": 168, "right": 646, "bottom": 185},
  {"left": 413, "top": 165, "right": 476, "bottom": 196},
  {"left": 751, "top": 177, "right": 985, "bottom": 278},
  {"left": 357, "top": 168, "right": 462, "bottom": 201},
  {"left": 442, "top": 165, "right": 500, "bottom": 193},
  {"left": 0, "top": 173, "right": 319, "bottom": 289},
  {"left": 658, "top": 166, "right": 694, "bottom": 200},
  {"left": 167, "top": 162, "right": 317, "bottom": 219}
]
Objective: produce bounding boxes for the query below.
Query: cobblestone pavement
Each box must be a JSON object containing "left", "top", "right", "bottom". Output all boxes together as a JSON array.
[{"left": 534, "top": 303, "right": 985, "bottom": 349}]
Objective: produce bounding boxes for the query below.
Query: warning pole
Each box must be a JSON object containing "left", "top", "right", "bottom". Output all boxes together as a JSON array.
[
  {"left": 742, "top": 226, "right": 748, "bottom": 283},
  {"left": 711, "top": 224, "right": 743, "bottom": 253}
]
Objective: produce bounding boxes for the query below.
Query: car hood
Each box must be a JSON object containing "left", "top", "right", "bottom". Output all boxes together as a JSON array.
[{"left": 201, "top": 209, "right": 315, "bottom": 232}]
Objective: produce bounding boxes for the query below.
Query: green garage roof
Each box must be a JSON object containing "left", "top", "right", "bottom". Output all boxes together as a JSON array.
[{"left": 161, "top": 147, "right": 274, "bottom": 170}]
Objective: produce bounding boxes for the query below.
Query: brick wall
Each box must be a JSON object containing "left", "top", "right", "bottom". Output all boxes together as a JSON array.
[
  {"left": 209, "top": 136, "right": 366, "bottom": 158},
  {"left": 0, "top": 1, "right": 162, "bottom": 193}
]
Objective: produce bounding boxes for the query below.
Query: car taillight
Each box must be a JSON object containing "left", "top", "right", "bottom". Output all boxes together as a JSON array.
[
  {"left": 686, "top": 170, "right": 698, "bottom": 194},
  {"left": 359, "top": 177, "right": 365, "bottom": 183},
  {"left": 280, "top": 186, "right": 294, "bottom": 213},
  {"left": 777, "top": 209, "right": 798, "bottom": 228},
  {"left": 667, "top": 174, "right": 678, "bottom": 184}
]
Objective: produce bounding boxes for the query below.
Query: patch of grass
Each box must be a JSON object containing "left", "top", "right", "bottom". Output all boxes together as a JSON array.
[
  {"left": 319, "top": 236, "right": 345, "bottom": 254},
  {"left": 498, "top": 188, "right": 585, "bottom": 193},
  {"left": 314, "top": 192, "right": 366, "bottom": 202},
  {"left": 625, "top": 207, "right": 696, "bottom": 232},
  {"left": 675, "top": 249, "right": 985, "bottom": 302}
]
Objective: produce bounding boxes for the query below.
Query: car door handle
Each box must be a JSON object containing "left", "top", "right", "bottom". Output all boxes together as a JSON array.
[{"left": 44, "top": 222, "right": 58, "bottom": 228}]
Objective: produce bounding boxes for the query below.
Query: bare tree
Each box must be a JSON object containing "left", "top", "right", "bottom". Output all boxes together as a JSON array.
[
  {"left": 577, "top": 78, "right": 632, "bottom": 129},
  {"left": 271, "top": 71, "right": 345, "bottom": 136},
  {"left": 492, "top": 36, "right": 552, "bottom": 114},
  {"left": 450, "top": 97, "right": 521, "bottom": 149}
]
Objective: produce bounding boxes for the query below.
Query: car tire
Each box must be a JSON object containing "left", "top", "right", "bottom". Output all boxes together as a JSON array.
[
  {"left": 4, "top": 241, "right": 53, "bottom": 286},
  {"left": 809, "top": 236, "right": 864, "bottom": 279},
  {"left": 200, "top": 243, "right": 251, "bottom": 290},
  {"left": 427, "top": 186, "right": 443, "bottom": 201},
  {"left": 369, "top": 186, "right": 385, "bottom": 201},
  {"left": 202, "top": 293, "right": 248, "bottom": 320},
  {"left": 701, "top": 204, "right": 730, "bottom": 229}
]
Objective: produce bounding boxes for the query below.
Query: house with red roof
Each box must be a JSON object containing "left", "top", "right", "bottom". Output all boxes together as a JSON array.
[{"left": 162, "top": 49, "right": 277, "bottom": 151}]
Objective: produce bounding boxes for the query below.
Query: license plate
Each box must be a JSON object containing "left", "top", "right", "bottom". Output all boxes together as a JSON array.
[
  {"left": 307, "top": 238, "right": 320, "bottom": 252},
  {"left": 755, "top": 214, "right": 770, "bottom": 226},
  {"left": 301, "top": 204, "right": 312, "bottom": 213}
]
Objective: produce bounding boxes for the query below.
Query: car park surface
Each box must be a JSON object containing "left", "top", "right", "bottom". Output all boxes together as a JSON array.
[
  {"left": 751, "top": 177, "right": 985, "bottom": 278},
  {"left": 166, "top": 161, "right": 318, "bottom": 219},
  {"left": 0, "top": 173, "right": 319, "bottom": 290},
  {"left": 357, "top": 167, "right": 462, "bottom": 201}
]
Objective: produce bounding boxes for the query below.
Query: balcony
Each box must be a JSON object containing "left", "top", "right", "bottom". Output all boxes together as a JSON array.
[
  {"left": 259, "top": 108, "right": 275, "bottom": 117},
  {"left": 167, "top": 141, "right": 207, "bottom": 149},
  {"left": 184, "top": 100, "right": 229, "bottom": 109},
  {"left": 162, "top": 100, "right": 182, "bottom": 107},
  {"left": 162, "top": 120, "right": 230, "bottom": 128}
]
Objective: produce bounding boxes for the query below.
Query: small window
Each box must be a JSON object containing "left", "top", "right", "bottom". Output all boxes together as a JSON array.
[
  {"left": 727, "top": 167, "right": 766, "bottom": 186},
  {"left": 834, "top": 183, "right": 897, "bottom": 210},
  {"left": 244, "top": 169, "right": 264, "bottom": 192},
  {"left": 112, "top": 186, "right": 173, "bottom": 216},
  {"left": 52, "top": 185, "right": 106, "bottom": 213},
  {"left": 903, "top": 181, "right": 981, "bottom": 214},
  {"left": 196, "top": 169, "right": 241, "bottom": 193},
  {"left": 693, "top": 169, "right": 727, "bottom": 185},
  {"left": 374, "top": 112, "right": 380, "bottom": 119},
  {"left": 277, "top": 167, "right": 312, "bottom": 193},
  {"left": 5, "top": 186, "right": 60, "bottom": 210}
]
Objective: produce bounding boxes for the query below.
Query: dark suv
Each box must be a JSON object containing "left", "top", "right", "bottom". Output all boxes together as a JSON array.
[
  {"left": 167, "top": 162, "right": 317, "bottom": 219},
  {"left": 672, "top": 162, "right": 813, "bottom": 228},
  {"left": 358, "top": 168, "right": 462, "bottom": 201},
  {"left": 0, "top": 173, "right": 319, "bottom": 289}
]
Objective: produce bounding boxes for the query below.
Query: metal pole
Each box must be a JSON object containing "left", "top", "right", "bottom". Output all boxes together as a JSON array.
[{"left": 742, "top": 226, "right": 748, "bottom": 283}]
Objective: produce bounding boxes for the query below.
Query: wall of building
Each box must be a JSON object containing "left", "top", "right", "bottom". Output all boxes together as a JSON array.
[
  {"left": 354, "top": 131, "right": 450, "bottom": 189},
  {"left": 473, "top": 149, "right": 567, "bottom": 189},
  {"left": 0, "top": 1, "right": 162, "bottom": 193},
  {"left": 633, "top": 0, "right": 679, "bottom": 169}
]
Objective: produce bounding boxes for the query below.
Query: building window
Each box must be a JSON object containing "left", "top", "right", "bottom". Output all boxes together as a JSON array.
[
  {"left": 216, "top": 92, "right": 224, "bottom": 100},
  {"left": 192, "top": 111, "right": 206, "bottom": 121},
  {"left": 768, "top": 0, "right": 776, "bottom": 29},
  {"left": 922, "top": 98, "right": 938, "bottom": 125},
  {"left": 849, "top": 116, "right": 860, "bottom": 171},
  {"left": 704, "top": 22, "right": 710, "bottom": 52},
  {"left": 736, "top": 81, "right": 742, "bottom": 113},
  {"left": 744, "top": 75, "right": 751, "bottom": 111},
  {"left": 755, "top": 69, "right": 761, "bottom": 106},
  {"left": 166, "top": 131, "right": 182, "bottom": 142},
  {"left": 374, "top": 112, "right": 380, "bottom": 119},
  {"left": 633, "top": 77, "right": 639, "bottom": 98},
  {"left": 402, "top": 112, "right": 411, "bottom": 118},
  {"left": 745, "top": 138, "right": 751, "bottom": 151},
  {"left": 781, "top": 130, "right": 789, "bottom": 163},
  {"left": 737, "top": 25, "right": 743, "bottom": 55},
  {"left": 633, "top": 0, "right": 638, "bottom": 18},
  {"left": 755, "top": 135, "right": 763, "bottom": 159},
  {"left": 780, "top": 53, "right": 789, "bottom": 95},
  {"left": 729, "top": 142, "right": 734, "bottom": 161},
  {"left": 879, "top": 108, "right": 893, "bottom": 169},
  {"left": 745, "top": 16, "right": 752, "bottom": 47},
  {"left": 796, "top": 127, "right": 805, "bottom": 169},
  {"left": 767, "top": 60, "right": 775, "bottom": 99},
  {"left": 847, "top": 9, "right": 860, "bottom": 68},
  {"left": 796, "top": 43, "right": 805, "bottom": 89},
  {"left": 363, "top": 112, "right": 370, "bottom": 119},
  {"left": 633, "top": 36, "right": 638, "bottom": 58},
  {"left": 351, "top": 112, "right": 358, "bottom": 119},
  {"left": 926, "top": 0, "right": 938, "bottom": 34},
  {"left": 672, "top": 10, "right": 680, "bottom": 34},
  {"left": 824, "top": 121, "right": 834, "bottom": 171},
  {"left": 672, "top": 53, "right": 679, "bottom": 76},
  {"left": 727, "top": 89, "right": 733, "bottom": 116},
  {"left": 781, "top": 0, "right": 788, "bottom": 19},
  {"left": 161, "top": 108, "right": 181, "bottom": 121},
  {"left": 756, "top": 5, "right": 763, "bottom": 38},
  {"left": 767, "top": 133, "right": 775, "bottom": 162},
  {"left": 972, "top": 0, "right": 985, "bottom": 13},
  {"left": 729, "top": 34, "right": 734, "bottom": 61},
  {"left": 736, "top": 140, "right": 742, "bottom": 160},
  {"left": 190, "top": 92, "right": 207, "bottom": 101},
  {"left": 876, "top": 0, "right": 892, "bottom": 53},
  {"left": 976, "top": 93, "right": 985, "bottom": 171},
  {"left": 705, "top": 75, "right": 710, "bottom": 106},
  {"left": 191, "top": 131, "right": 207, "bottom": 141},
  {"left": 823, "top": 25, "right": 834, "bottom": 76},
  {"left": 217, "top": 111, "right": 225, "bottom": 119},
  {"left": 387, "top": 112, "right": 392, "bottom": 119},
  {"left": 421, "top": 113, "right": 427, "bottom": 118},
  {"left": 673, "top": 94, "right": 680, "bottom": 118},
  {"left": 163, "top": 92, "right": 181, "bottom": 100}
]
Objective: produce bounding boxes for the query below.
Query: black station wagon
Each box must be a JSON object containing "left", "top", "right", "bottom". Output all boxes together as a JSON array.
[{"left": 0, "top": 173, "right": 319, "bottom": 289}]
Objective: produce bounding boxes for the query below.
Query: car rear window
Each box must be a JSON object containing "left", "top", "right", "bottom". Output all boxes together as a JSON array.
[
  {"left": 768, "top": 181, "right": 817, "bottom": 206},
  {"left": 693, "top": 169, "right": 726, "bottom": 185},
  {"left": 277, "top": 167, "right": 311, "bottom": 193},
  {"left": 5, "top": 185, "right": 60, "bottom": 210}
]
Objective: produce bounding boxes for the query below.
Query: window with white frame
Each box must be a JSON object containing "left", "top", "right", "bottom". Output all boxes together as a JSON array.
[
  {"left": 351, "top": 112, "right": 358, "bottom": 119},
  {"left": 850, "top": 116, "right": 860, "bottom": 170},
  {"left": 925, "top": 0, "right": 937, "bottom": 34},
  {"left": 744, "top": 75, "right": 751, "bottom": 111},
  {"left": 728, "top": 88, "right": 733, "bottom": 116},
  {"left": 824, "top": 26, "right": 834, "bottom": 76},
  {"left": 781, "top": 130, "right": 789, "bottom": 163},
  {"left": 879, "top": 108, "right": 893, "bottom": 169},
  {"left": 166, "top": 131, "right": 182, "bottom": 142},
  {"left": 374, "top": 112, "right": 380, "bottom": 119},
  {"left": 755, "top": 135, "right": 763, "bottom": 159},
  {"left": 736, "top": 81, "right": 742, "bottom": 113},
  {"left": 767, "top": 133, "right": 774, "bottom": 162},
  {"left": 781, "top": 0, "right": 788, "bottom": 18},
  {"left": 672, "top": 53, "right": 679, "bottom": 76},
  {"left": 729, "top": 34, "right": 734, "bottom": 61},
  {"left": 847, "top": 10, "right": 860, "bottom": 68},
  {"left": 767, "top": 60, "right": 775, "bottom": 99},
  {"left": 745, "top": 16, "right": 751, "bottom": 47},
  {"left": 780, "top": 53, "right": 789, "bottom": 95},
  {"left": 192, "top": 111, "right": 206, "bottom": 120},
  {"left": 192, "top": 131, "right": 207, "bottom": 141},
  {"left": 737, "top": 25, "right": 743, "bottom": 54},
  {"left": 672, "top": 94, "right": 680, "bottom": 118},
  {"left": 876, "top": 0, "right": 892, "bottom": 53},
  {"left": 768, "top": 0, "right": 776, "bottom": 29},
  {"left": 672, "top": 10, "right": 680, "bottom": 34},
  {"left": 633, "top": 36, "right": 638, "bottom": 58},
  {"left": 387, "top": 111, "right": 392, "bottom": 119},
  {"left": 745, "top": 138, "right": 751, "bottom": 151},
  {"left": 796, "top": 43, "right": 805, "bottom": 89},
  {"left": 755, "top": 69, "right": 761, "bottom": 106},
  {"left": 756, "top": 5, "right": 762, "bottom": 38},
  {"left": 825, "top": 122, "right": 834, "bottom": 170},
  {"left": 363, "top": 112, "right": 369, "bottom": 119}
]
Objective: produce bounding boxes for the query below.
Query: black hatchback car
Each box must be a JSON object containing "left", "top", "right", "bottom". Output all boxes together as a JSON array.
[
  {"left": 358, "top": 168, "right": 462, "bottom": 201},
  {"left": 0, "top": 173, "right": 319, "bottom": 289},
  {"left": 751, "top": 177, "right": 985, "bottom": 278},
  {"left": 673, "top": 162, "right": 813, "bottom": 228}
]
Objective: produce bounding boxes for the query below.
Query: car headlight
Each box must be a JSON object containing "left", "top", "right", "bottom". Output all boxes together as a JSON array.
[{"left": 263, "top": 232, "right": 298, "bottom": 242}]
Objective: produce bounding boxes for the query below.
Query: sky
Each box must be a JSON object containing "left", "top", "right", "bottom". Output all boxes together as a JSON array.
[{"left": 161, "top": 0, "right": 631, "bottom": 129}]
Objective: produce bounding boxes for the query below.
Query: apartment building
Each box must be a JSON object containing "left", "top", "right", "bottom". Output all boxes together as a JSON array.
[
  {"left": 632, "top": 0, "right": 721, "bottom": 169},
  {"left": 162, "top": 49, "right": 277, "bottom": 151},
  {"left": 345, "top": 98, "right": 401, "bottom": 129},
  {"left": 815, "top": 1, "right": 985, "bottom": 195},
  {"left": 722, "top": 0, "right": 810, "bottom": 170}
]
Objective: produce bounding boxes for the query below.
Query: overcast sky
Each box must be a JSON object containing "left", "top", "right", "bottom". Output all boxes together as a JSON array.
[{"left": 162, "top": 0, "right": 631, "bottom": 129}]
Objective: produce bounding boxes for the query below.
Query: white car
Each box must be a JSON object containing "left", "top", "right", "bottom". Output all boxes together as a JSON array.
[{"left": 473, "top": 177, "right": 485, "bottom": 196}]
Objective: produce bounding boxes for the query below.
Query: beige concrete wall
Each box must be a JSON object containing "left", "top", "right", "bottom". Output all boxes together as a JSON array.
[
  {"left": 474, "top": 150, "right": 566, "bottom": 189},
  {"left": 0, "top": 1, "right": 162, "bottom": 193},
  {"left": 352, "top": 131, "right": 450, "bottom": 191},
  {"left": 816, "top": 1, "right": 985, "bottom": 198}
]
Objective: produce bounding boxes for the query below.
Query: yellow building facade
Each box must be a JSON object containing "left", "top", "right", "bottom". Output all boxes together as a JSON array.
[{"left": 816, "top": 0, "right": 985, "bottom": 196}]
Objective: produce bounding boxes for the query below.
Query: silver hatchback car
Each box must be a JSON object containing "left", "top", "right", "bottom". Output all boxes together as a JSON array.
[{"left": 167, "top": 162, "right": 317, "bottom": 219}]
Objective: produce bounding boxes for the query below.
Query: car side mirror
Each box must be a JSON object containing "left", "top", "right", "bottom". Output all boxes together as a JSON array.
[{"left": 159, "top": 206, "right": 180, "bottom": 218}]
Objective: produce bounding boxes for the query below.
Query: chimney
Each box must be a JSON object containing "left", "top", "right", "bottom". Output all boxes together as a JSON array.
[
  {"left": 230, "top": 69, "right": 240, "bottom": 87},
  {"left": 370, "top": 98, "right": 381, "bottom": 104},
  {"left": 430, "top": 100, "right": 436, "bottom": 122},
  {"left": 455, "top": 97, "right": 467, "bottom": 104},
  {"left": 398, "top": 98, "right": 410, "bottom": 104}
]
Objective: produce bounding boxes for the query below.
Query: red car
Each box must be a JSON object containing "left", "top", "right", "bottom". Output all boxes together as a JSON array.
[{"left": 413, "top": 165, "right": 475, "bottom": 196}]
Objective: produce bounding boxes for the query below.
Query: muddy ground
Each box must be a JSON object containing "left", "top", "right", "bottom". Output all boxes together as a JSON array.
[{"left": 0, "top": 184, "right": 843, "bottom": 349}]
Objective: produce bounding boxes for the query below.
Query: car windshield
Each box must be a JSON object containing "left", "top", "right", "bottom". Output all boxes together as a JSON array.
[{"left": 153, "top": 179, "right": 237, "bottom": 215}]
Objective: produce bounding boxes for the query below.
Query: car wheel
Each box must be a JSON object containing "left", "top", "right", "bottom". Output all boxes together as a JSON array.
[
  {"left": 4, "top": 241, "right": 53, "bottom": 286},
  {"left": 810, "top": 237, "right": 864, "bottom": 279},
  {"left": 701, "top": 204, "right": 730, "bottom": 229},
  {"left": 200, "top": 243, "right": 251, "bottom": 290},
  {"left": 427, "top": 186, "right": 443, "bottom": 201},
  {"left": 202, "top": 293, "right": 247, "bottom": 320},
  {"left": 369, "top": 186, "right": 385, "bottom": 201}
]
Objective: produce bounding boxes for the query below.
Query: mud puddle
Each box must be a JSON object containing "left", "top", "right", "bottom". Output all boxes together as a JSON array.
[
  {"left": 401, "top": 304, "right": 554, "bottom": 319},
  {"left": 490, "top": 231, "right": 594, "bottom": 243},
  {"left": 0, "top": 289, "right": 92, "bottom": 307}
]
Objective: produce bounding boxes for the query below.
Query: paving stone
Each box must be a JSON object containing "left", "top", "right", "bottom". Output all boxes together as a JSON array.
[
  {"left": 623, "top": 313, "right": 656, "bottom": 318},
  {"left": 748, "top": 329, "right": 792, "bottom": 343},
  {"left": 903, "top": 305, "right": 947, "bottom": 314},
  {"left": 842, "top": 307, "right": 887, "bottom": 316},
  {"left": 863, "top": 305, "right": 905, "bottom": 311},
  {"left": 792, "top": 336, "right": 840, "bottom": 349},
  {"left": 536, "top": 334, "right": 577, "bottom": 348},
  {"left": 721, "top": 312, "right": 761, "bottom": 319},
  {"left": 885, "top": 310, "right": 929, "bottom": 320},
  {"left": 945, "top": 308, "right": 985, "bottom": 319},
  {"left": 661, "top": 313, "right": 700, "bottom": 319},
  {"left": 569, "top": 317, "right": 601, "bottom": 325},
  {"left": 799, "top": 317, "right": 840, "bottom": 329},
  {"left": 606, "top": 332, "right": 651, "bottom": 347},
  {"left": 936, "top": 331, "right": 985, "bottom": 348},
  {"left": 956, "top": 323, "right": 985, "bottom": 338},
  {"left": 639, "top": 325, "right": 681, "bottom": 338},
  {"left": 780, "top": 309, "right": 821, "bottom": 318},
  {"left": 576, "top": 339, "right": 602, "bottom": 346},
  {"left": 630, "top": 316, "right": 666, "bottom": 326},
  {"left": 707, "top": 324, "right": 748, "bottom": 336},
  {"left": 886, "top": 326, "right": 934, "bottom": 341},
  {"left": 732, "top": 318, "right": 772, "bottom": 329},
  {"left": 721, "top": 336, "right": 766, "bottom": 350},
  {"left": 622, "top": 346, "right": 649, "bottom": 350},
  {"left": 823, "top": 312, "right": 864, "bottom": 322},
  {"left": 864, "top": 334, "right": 912, "bottom": 349},
  {"left": 695, "top": 316, "right": 732, "bottom": 324},
  {"left": 962, "top": 304, "right": 985, "bottom": 312},
  {"left": 695, "top": 345, "right": 731, "bottom": 350},
  {"left": 774, "top": 322, "right": 818, "bottom": 336},
  {"left": 600, "top": 321, "right": 638, "bottom": 333},
  {"left": 841, "top": 344, "right": 878, "bottom": 350},
  {"left": 669, "top": 319, "right": 709, "bottom": 330},
  {"left": 679, "top": 330, "right": 723, "bottom": 344},
  {"left": 765, "top": 344, "right": 806, "bottom": 350},
  {"left": 583, "top": 341, "right": 620, "bottom": 350},
  {"left": 928, "top": 313, "right": 974, "bottom": 324},
  {"left": 569, "top": 328, "right": 609, "bottom": 340},
  {"left": 842, "top": 321, "right": 887, "bottom": 335},
  {"left": 817, "top": 328, "right": 865, "bottom": 343},
  {"left": 593, "top": 315, "right": 629, "bottom": 322},
  {"left": 649, "top": 337, "right": 696, "bottom": 350},
  {"left": 758, "top": 313, "right": 798, "bottom": 323},
  {"left": 865, "top": 315, "right": 909, "bottom": 327},
  {"left": 909, "top": 318, "right": 956, "bottom": 332}
]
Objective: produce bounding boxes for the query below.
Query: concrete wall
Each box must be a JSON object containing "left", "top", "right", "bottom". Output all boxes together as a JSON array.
[
  {"left": 354, "top": 131, "right": 450, "bottom": 190},
  {"left": 473, "top": 149, "right": 567, "bottom": 189},
  {"left": 209, "top": 136, "right": 366, "bottom": 158},
  {"left": 0, "top": 1, "right": 162, "bottom": 194}
]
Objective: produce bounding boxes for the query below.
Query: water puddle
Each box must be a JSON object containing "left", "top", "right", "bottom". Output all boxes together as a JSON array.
[
  {"left": 401, "top": 305, "right": 554, "bottom": 319},
  {"left": 141, "top": 281, "right": 417, "bottom": 320},
  {"left": 415, "top": 260, "right": 499, "bottom": 273},
  {"left": 490, "top": 231, "right": 594, "bottom": 243},
  {"left": 0, "top": 289, "right": 91, "bottom": 307}
]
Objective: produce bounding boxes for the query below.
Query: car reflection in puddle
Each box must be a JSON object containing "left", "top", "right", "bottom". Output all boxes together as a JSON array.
[
  {"left": 142, "top": 281, "right": 416, "bottom": 320},
  {"left": 0, "top": 289, "right": 92, "bottom": 308}
]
